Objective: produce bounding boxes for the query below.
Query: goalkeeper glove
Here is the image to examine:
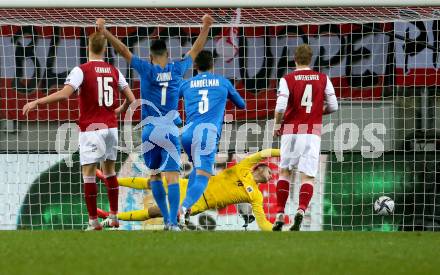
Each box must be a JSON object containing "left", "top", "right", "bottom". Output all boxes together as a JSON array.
[{"left": 241, "top": 214, "right": 255, "bottom": 230}]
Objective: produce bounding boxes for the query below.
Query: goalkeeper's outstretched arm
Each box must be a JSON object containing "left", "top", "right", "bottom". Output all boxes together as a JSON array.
[
  {"left": 237, "top": 149, "right": 280, "bottom": 170},
  {"left": 96, "top": 18, "right": 132, "bottom": 62},
  {"left": 251, "top": 201, "right": 273, "bottom": 231}
]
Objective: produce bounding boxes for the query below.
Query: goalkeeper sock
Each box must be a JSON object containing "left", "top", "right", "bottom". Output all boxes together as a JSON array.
[
  {"left": 167, "top": 183, "right": 180, "bottom": 225},
  {"left": 117, "top": 209, "right": 149, "bottom": 221},
  {"left": 118, "top": 177, "right": 149, "bottom": 189},
  {"left": 83, "top": 176, "right": 98, "bottom": 220},
  {"left": 182, "top": 174, "right": 209, "bottom": 210},
  {"left": 150, "top": 180, "right": 170, "bottom": 225},
  {"left": 104, "top": 173, "right": 119, "bottom": 215},
  {"left": 276, "top": 177, "right": 290, "bottom": 213},
  {"left": 298, "top": 183, "right": 314, "bottom": 211}
]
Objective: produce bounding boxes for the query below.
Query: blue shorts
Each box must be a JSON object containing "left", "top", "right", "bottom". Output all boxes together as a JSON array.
[
  {"left": 141, "top": 124, "right": 181, "bottom": 173},
  {"left": 181, "top": 123, "right": 218, "bottom": 175}
]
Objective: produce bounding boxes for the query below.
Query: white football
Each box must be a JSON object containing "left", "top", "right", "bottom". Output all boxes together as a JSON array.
[{"left": 374, "top": 196, "right": 395, "bottom": 215}]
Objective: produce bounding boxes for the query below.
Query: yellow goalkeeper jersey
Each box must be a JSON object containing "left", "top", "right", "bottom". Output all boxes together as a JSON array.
[
  {"left": 199, "top": 148, "right": 279, "bottom": 231},
  {"left": 121, "top": 149, "right": 280, "bottom": 231}
]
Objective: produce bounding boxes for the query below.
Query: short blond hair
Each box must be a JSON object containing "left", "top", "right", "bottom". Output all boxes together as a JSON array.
[
  {"left": 294, "top": 44, "right": 313, "bottom": 66},
  {"left": 89, "top": 32, "right": 107, "bottom": 55}
]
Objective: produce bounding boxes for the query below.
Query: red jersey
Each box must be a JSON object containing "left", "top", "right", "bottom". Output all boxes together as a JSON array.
[
  {"left": 65, "top": 60, "right": 128, "bottom": 132},
  {"left": 280, "top": 69, "right": 329, "bottom": 135}
]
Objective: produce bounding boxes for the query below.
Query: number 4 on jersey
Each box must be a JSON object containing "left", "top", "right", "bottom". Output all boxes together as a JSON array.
[{"left": 301, "top": 84, "right": 313, "bottom": 113}]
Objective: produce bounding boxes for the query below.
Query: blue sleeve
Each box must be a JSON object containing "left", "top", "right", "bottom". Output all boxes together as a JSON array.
[
  {"left": 174, "top": 55, "right": 193, "bottom": 76},
  {"left": 178, "top": 81, "right": 185, "bottom": 99},
  {"left": 130, "top": 55, "right": 152, "bottom": 76},
  {"left": 226, "top": 78, "right": 246, "bottom": 109}
]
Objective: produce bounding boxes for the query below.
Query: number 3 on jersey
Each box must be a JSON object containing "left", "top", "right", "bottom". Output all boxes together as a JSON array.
[
  {"left": 198, "top": 89, "right": 209, "bottom": 114},
  {"left": 301, "top": 84, "right": 313, "bottom": 113},
  {"left": 97, "top": 76, "right": 113, "bottom": 107}
]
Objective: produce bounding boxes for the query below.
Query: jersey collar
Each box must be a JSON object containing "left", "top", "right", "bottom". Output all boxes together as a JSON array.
[{"left": 295, "top": 67, "right": 311, "bottom": 71}]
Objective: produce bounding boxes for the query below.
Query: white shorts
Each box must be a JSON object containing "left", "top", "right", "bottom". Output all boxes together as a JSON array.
[
  {"left": 280, "top": 134, "right": 321, "bottom": 177},
  {"left": 79, "top": 128, "right": 118, "bottom": 165}
]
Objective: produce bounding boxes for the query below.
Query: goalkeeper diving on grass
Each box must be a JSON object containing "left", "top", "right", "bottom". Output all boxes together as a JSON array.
[{"left": 97, "top": 149, "right": 279, "bottom": 231}]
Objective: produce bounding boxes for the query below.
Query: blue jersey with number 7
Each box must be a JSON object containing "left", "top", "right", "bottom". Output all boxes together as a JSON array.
[
  {"left": 179, "top": 72, "right": 246, "bottom": 136},
  {"left": 130, "top": 54, "right": 192, "bottom": 121}
]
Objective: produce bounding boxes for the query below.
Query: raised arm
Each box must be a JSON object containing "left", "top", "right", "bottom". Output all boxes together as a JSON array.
[
  {"left": 273, "top": 77, "right": 289, "bottom": 137},
  {"left": 97, "top": 18, "right": 132, "bottom": 62},
  {"left": 23, "top": 85, "right": 75, "bottom": 116},
  {"left": 187, "top": 14, "right": 214, "bottom": 61}
]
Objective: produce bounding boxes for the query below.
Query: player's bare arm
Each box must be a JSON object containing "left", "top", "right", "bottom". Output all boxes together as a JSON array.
[
  {"left": 22, "top": 85, "right": 75, "bottom": 116},
  {"left": 96, "top": 18, "right": 132, "bottom": 62},
  {"left": 323, "top": 77, "right": 339, "bottom": 115},
  {"left": 187, "top": 14, "right": 214, "bottom": 61},
  {"left": 115, "top": 86, "right": 136, "bottom": 115},
  {"left": 273, "top": 77, "right": 289, "bottom": 137},
  {"left": 273, "top": 111, "right": 284, "bottom": 137}
]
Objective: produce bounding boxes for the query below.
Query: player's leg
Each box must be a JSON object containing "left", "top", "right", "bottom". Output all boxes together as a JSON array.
[
  {"left": 290, "top": 134, "right": 320, "bottom": 231},
  {"left": 273, "top": 168, "right": 292, "bottom": 231},
  {"left": 161, "top": 132, "right": 182, "bottom": 228},
  {"left": 162, "top": 171, "right": 180, "bottom": 227},
  {"left": 180, "top": 126, "right": 216, "bottom": 224},
  {"left": 96, "top": 169, "right": 149, "bottom": 189},
  {"left": 273, "top": 134, "right": 298, "bottom": 231},
  {"left": 98, "top": 128, "right": 120, "bottom": 228},
  {"left": 97, "top": 206, "right": 162, "bottom": 221},
  {"left": 290, "top": 173, "right": 315, "bottom": 231},
  {"left": 118, "top": 177, "right": 149, "bottom": 189},
  {"left": 118, "top": 206, "right": 162, "bottom": 221},
  {"left": 82, "top": 163, "right": 102, "bottom": 231},
  {"left": 79, "top": 129, "right": 107, "bottom": 231},
  {"left": 100, "top": 160, "right": 120, "bottom": 228},
  {"left": 141, "top": 125, "right": 170, "bottom": 227}
]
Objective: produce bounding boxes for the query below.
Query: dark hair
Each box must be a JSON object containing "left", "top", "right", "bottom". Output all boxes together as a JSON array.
[
  {"left": 150, "top": 39, "right": 167, "bottom": 56},
  {"left": 89, "top": 32, "right": 107, "bottom": 55},
  {"left": 195, "top": 50, "right": 214, "bottom": 72}
]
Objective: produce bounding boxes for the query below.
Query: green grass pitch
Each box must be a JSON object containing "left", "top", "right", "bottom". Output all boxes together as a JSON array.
[{"left": 0, "top": 231, "right": 438, "bottom": 275}]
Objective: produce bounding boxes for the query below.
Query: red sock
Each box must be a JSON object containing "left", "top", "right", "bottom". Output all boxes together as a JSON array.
[
  {"left": 298, "top": 183, "right": 314, "bottom": 211},
  {"left": 83, "top": 176, "right": 98, "bottom": 220},
  {"left": 105, "top": 174, "right": 119, "bottom": 215},
  {"left": 276, "top": 178, "right": 290, "bottom": 213}
]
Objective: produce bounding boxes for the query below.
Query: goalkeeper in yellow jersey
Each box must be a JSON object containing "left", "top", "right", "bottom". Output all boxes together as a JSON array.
[{"left": 97, "top": 149, "right": 279, "bottom": 231}]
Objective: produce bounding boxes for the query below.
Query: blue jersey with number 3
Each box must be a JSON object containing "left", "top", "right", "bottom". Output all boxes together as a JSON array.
[
  {"left": 130, "top": 55, "right": 192, "bottom": 121},
  {"left": 180, "top": 72, "right": 245, "bottom": 136}
]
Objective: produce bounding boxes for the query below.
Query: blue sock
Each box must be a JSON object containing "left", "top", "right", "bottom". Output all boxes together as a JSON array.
[
  {"left": 167, "top": 183, "right": 180, "bottom": 225},
  {"left": 187, "top": 169, "right": 196, "bottom": 188},
  {"left": 182, "top": 174, "right": 209, "bottom": 210},
  {"left": 150, "top": 180, "right": 170, "bottom": 225}
]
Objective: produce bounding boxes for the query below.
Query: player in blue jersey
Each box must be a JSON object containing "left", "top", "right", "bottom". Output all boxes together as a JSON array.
[
  {"left": 178, "top": 50, "right": 246, "bottom": 225},
  {"left": 97, "top": 15, "right": 214, "bottom": 230}
]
